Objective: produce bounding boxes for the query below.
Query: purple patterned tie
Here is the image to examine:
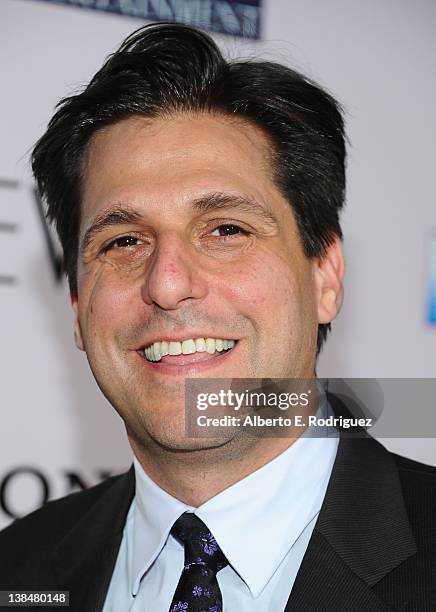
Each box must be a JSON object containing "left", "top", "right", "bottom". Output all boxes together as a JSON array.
[{"left": 168, "top": 512, "right": 229, "bottom": 612}]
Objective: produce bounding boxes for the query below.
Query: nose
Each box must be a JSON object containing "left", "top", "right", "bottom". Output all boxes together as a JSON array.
[{"left": 141, "top": 233, "right": 207, "bottom": 310}]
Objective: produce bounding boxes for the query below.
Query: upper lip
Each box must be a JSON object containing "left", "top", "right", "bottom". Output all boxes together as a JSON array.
[{"left": 136, "top": 333, "right": 238, "bottom": 350}]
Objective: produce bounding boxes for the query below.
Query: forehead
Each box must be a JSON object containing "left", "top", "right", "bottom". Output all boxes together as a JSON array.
[{"left": 80, "top": 113, "right": 279, "bottom": 222}]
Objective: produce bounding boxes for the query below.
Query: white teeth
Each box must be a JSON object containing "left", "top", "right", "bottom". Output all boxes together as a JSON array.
[
  {"left": 169, "top": 341, "right": 182, "bottom": 355},
  {"left": 206, "top": 338, "right": 215, "bottom": 354},
  {"left": 143, "top": 337, "right": 236, "bottom": 362},
  {"left": 195, "top": 338, "right": 206, "bottom": 352},
  {"left": 182, "top": 339, "right": 196, "bottom": 354}
]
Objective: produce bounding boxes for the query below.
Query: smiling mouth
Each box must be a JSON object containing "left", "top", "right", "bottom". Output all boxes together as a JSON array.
[{"left": 139, "top": 337, "right": 237, "bottom": 364}]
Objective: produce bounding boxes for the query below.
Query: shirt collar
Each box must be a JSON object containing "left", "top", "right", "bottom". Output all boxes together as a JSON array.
[
  {"left": 131, "top": 455, "right": 193, "bottom": 595},
  {"left": 195, "top": 432, "right": 338, "bottom": 597},
  {"left": 131, "top": 385, "right": 338, "bottom": 597}
]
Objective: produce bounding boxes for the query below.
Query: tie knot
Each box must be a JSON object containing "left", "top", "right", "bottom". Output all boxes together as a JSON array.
[{"left": 171, "top": 513, "right": 228, "bottom": 574}]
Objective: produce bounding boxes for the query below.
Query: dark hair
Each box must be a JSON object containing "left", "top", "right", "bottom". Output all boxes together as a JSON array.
[{"left": 32, "top": 22, "right": 346, "bottom": 353}]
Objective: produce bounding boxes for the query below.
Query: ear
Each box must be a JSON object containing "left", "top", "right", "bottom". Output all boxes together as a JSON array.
[
  {"left": 70, "top": 290, "right": 85, "bottom": 351},
  {"left": 313, "top": 237, "right": 345, "bottom": 324}
]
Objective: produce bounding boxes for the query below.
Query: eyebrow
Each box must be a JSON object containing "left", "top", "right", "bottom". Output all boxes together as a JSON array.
[
  {"left": 81, "top": 206, "right": 143, "bottom": 253},
  {"left": 80, "top": 192, "right": 279, "bottom": 253},
  {"left": 191, "top": 193, "right": 279, "bottom": 227}
]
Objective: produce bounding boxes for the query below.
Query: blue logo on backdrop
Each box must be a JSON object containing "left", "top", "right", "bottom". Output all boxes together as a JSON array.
[
  {"left": 36, "top": 0, "right": 262, "bottom": 39},
  {"left": 428, "top": 230, "right": 436, "bottom": 325}
]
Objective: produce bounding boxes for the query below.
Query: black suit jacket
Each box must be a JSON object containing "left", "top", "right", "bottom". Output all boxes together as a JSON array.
[{"left": 1, "top": 398, "right": 435, "bottom": 611}]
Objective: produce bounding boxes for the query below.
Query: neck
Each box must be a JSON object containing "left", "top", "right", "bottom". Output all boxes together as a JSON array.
[
  {"left": 128, "top": 377, "right": 320, "bottom": 506},
  {"left": 128, "top": 432, "right": 302, "bottom": 507}
]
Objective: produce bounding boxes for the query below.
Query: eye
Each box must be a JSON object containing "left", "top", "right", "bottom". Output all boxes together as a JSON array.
[
  {"left": 103, "top": 235, "right": 143, "bottom": 251},
  {"left": 210, "top": 224, "right": 247, "bottom": 237}
]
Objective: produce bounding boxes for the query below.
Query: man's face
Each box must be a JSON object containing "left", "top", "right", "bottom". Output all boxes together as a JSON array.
[{"left": 72, "top": 114, "right": 342, "bottom": 451}]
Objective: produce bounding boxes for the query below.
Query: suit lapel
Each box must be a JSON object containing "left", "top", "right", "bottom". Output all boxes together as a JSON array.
[
  {"left": 284, "top": 529, "right": 393, "bottom": 611},
  {"left": 52, "top": 466, "right": 135, "bottom": 612},
  {"left": 285, "top": 396, "right": 417, "bottom": 611}
]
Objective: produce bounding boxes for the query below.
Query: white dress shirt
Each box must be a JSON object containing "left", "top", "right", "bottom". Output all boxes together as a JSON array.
[{"left": 103, "top": 397, "right": 339, "bottom": 611}]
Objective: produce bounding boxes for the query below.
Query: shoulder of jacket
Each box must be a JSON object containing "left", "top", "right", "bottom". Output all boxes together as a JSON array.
[
  {"left": 392, "top": 452, "right": 436, "bottom": 480},
  {"left": 0, "top": 470, "right": 129, "bottom": 548},
  {"left": 390, "top": 451, "right": 436, "bottom": 539}
]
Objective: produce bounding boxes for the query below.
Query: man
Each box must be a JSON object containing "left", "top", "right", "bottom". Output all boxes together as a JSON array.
[{"left": 0, "top": 22, "right": 434, "bottom": 612}]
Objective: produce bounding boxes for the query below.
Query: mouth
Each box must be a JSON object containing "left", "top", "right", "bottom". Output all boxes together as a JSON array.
[
  {"left": 141, "top": 337, "right": 236, "bottom": 362},
  {"left": 137, "top": 337, "right": 238, "bottom": 368}
]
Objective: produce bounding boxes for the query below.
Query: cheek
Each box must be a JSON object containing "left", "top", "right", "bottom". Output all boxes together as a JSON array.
[
  {"left": 78, "top": 266, "right": 136, "bottom": 341},
  {"left": 216, "top": 249, "right": 301, "bottom": 316}
]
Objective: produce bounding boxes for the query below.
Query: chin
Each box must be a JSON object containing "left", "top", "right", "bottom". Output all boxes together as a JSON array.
[{"left": 142, "top": 428, "right": 235, "bottom": 453}]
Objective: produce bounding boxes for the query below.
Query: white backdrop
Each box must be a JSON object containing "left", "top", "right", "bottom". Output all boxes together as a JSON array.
[{"left": 1, "top": 0, "right": 435, "bottom": 529}]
